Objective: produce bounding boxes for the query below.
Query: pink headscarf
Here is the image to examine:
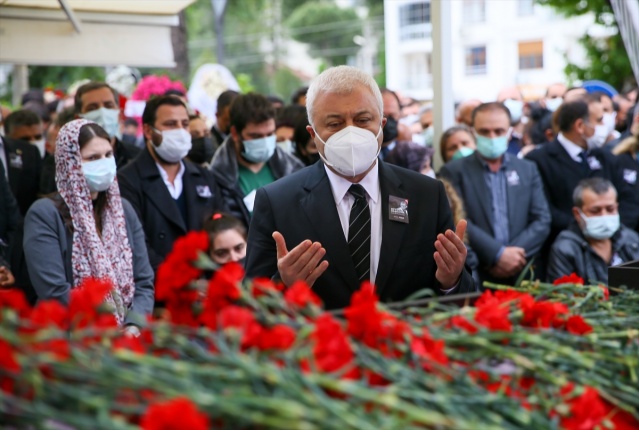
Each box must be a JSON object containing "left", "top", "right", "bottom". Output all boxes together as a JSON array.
[{"left": 55, "top": 118, "right": 135, "bottom": 325}]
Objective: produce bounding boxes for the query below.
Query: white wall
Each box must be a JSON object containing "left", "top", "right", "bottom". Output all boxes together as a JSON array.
[{"left": 385, "top": 0, "right": 595, "bottom": 103}]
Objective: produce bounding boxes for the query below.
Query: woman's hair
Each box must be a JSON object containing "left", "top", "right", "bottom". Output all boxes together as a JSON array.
[
  {"left": 202, "top": 212, "right": 247, "bottom": 244},
  {"left": 54, "top": 122, "right": 111, "bottom": 232},
  {"left": 439, "top": 178, "right": 468, "bottom": 243},
  {"left": 439, "top": 125, "right": 474, "bottom": 162}
]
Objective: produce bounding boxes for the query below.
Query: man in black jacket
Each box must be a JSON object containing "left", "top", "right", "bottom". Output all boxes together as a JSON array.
[
  {"left": 246, "top": 66, "right": 474, "bottom": 310},
  {"left": 548, "top": 178, "right": 639, "bottom": 284},
  {"left": 209, "top": 93, "right": 303, "bottom": 228},
  {"left": 118, "top": 96, "right": 227, "bottom": 272}
]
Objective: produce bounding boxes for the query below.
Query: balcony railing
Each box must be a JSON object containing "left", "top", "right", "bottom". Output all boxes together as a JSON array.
[{"left": 399, "top": 23, "right": 432, "bottom": 41}]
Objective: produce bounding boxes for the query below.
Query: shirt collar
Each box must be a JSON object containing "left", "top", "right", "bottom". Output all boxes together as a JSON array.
[
  {"left": 324, "top": 161, "right": 380, "bottom": 205},
  {"left": 155, "top": 160, "right": 185, "bottom": 182},
  {"left": 475, "top": 151, "right": 510, "bottom": 171},
  {"left": 557, "top": 133, "right": 586, "bottom": 162}
]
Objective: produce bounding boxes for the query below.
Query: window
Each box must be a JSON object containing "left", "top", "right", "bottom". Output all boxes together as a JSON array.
[
  {"left": 465, "top": 46, "right": 486, "bottom": 75},
  {"left": 518, "top": 41, "right": 543, "bottom": 69},
  {"left": 399, "top": 2, "right": 431, "bottom": 40},
  {"left": 463, "top": 0, "right": 486, "bottom": 23},
  {"left": 517, "top": 0, "right": 535, "bottom": 16}
]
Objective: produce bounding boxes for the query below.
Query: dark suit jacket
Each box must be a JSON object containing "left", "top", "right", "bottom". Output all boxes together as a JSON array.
[
  {"left": 0, "top": 162, "right": 21, "bottom": 268},
  {"left": 439, "top": 153, "right": 551, "bottom": 283},
  {"left": 245, "top": 161, "right": 475, "bottom": 310},
  {"left": 2, "top": 136, "right": 42, "bottom": 216},
  {"left": 526, "top": 139, "right": 639, "bottom": 238},
  {"left": 118, "top": 148, "right": 228, "bottom": 272}
]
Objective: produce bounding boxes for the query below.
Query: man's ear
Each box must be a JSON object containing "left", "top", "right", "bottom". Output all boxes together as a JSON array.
[
  {"left": 306, "top": 125, "right": 316, "bottom": 139},
  {"left": 230, "top": 125, "right": 239, "bottom": 143},
  {"left": 572, "top": 206, "right": 583, "bottom": 227}
]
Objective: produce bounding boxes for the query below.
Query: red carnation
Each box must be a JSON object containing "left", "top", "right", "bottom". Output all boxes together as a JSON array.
[
  {"left": 558, "top": 385, "right": 607, "bottom": 430},
  {"left": 449, "top": 315, "right": 478, "bottom": 334},
  {"left": 200, "top": 264, "right": 243, "bottom": 328},
  {"left": 474, "top": 303, "right": 512, "bottom": 332},
  {"left": 113, "top": 335, "right": 146, "bottom": 354},
  {"left": 141, "top": 396, "right": 209, "bottom": 430},
  {"left": 26, "top": 300, "right": 69, "bottom": 331},
  {"left": 410, "top": 328, "right": 449, "bottom": 369},
  {"left": 553, "top": 273, "right": 584, "bottom": 286},
  {"left": 284, "top": 281, "right": 322, "bottom": 309},
  {"left": 520, "top": 300, "right": 569, "bottom": 329},
  {"left": 565, "top": 315, "right": 593, "bottom": 335},
  {"left": 0, "top": 338, "right": 20, "bottom": 393},
  {"left": 311, "top": 314, "right": 357, "bottom": 377},
  {"left": 254, "top": 324, "right": 296, "bottom": 351},
  {"left": 598, "top": 284, "right": 609, "bottom": 300},
  {"left": 250, "top": 277, "right": 284, "bottom": 299},
  {"left": 0, "top": 289, "right": 31, "bottom": 321},
  {"left": 155, "top": 231, "right": 209, "bottom": 301},
  {"left": 69, "top": 278, "right": 113, "bottom": 328}
]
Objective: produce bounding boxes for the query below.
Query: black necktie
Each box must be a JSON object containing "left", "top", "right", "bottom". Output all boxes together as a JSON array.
[
  {"left": 348, "top": 184, "right": 371, "bottom": 282},
  {"left": 578, "top": 151, "right": 590, "bottom": 173}
]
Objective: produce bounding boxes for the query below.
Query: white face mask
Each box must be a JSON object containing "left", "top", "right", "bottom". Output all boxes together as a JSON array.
[
  {"left": 585, "top": 123, "right": 609, "bottom": 150},
  {"left": 81, "top": 107, "right": 122, "bottom": 140},
  {"left": 82, "top": 156, "right": 117, "bottom": 192},
  {"left": 32, "top": 138, "right": 46, "bottom": 158},
  {"left": 603, "top": 112, "right": 617, "bottom": 136},
  {"left": 579, "top": 210, "right": 620, "bottom": 240},
  {"left": 503, "top": 99, "right": 524, "bottom": 123},
  {"left": 545, "top": 97, "right": 563, "bottom": 112},
  {"left": 314, "top": 125, "right": 382, "bottom": 177},
  {"left": 152, "top": 128, "right": 192, "bottom": 163},
  {"left": 277, "top": 139, "right": 293, "bottom": 154}
]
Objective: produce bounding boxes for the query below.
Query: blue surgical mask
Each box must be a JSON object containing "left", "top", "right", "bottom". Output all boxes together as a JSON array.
[
  {"left": 474, "top": 133, "right": 509, "bottom": 159},
  {"left": 579, "top": 210, "right": 620, "bottom": 240},
  {"left": 242, "top": 135, "right": 277, "bottom": 163},
  {"left": 503, "top": 99, "right": 523, "bottom": 123},
  {"left": 451, "top": 146, "right": 475, "bottom": 161},
  {"left": 82, "top": 156, "right": 117, "bottom": 192},
  {"left": 81, "top": 108, "right": 122, "bottom": 140}
]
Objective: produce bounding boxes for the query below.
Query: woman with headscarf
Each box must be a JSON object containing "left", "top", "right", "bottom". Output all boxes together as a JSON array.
[{"left": 24, "top": 119, "right": 154, "bottom": 333}]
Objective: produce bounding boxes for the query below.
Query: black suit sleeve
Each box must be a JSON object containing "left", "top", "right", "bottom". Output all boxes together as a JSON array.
[
  {"left": 117, "top": 174, "right": 164, "bottom": 272},
  {"left": 245, "top": 187, "right": 279, "bottom": 280}
]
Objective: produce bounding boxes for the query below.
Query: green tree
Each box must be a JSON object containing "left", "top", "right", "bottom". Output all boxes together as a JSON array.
[
  {"left": 286, "top": 1, "right": 362, "bottom": 67},
  {"left": 536, "top": 0, "right": 636, "bottom": 91},
  {"left": 28, "top": 66, "right": 106, "bottom": 91}
]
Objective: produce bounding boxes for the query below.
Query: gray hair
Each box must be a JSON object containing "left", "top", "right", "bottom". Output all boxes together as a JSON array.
[
  {"left": 419, "top": 103, "right": 433, "bottom": 116},
  {"left": 306, "top": 65, "right": 383, "bottom": 126},
  {"left": 572, "top": 177, "right": 617, "bottom": 207}
]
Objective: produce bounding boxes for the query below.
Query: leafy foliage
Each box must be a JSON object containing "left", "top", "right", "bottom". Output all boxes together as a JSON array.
[
  {"left": 286, "top": 2, "right": 362, "bottom": 67},
  {"left": 536, "top": 0, "right": 636, "bottom": 91}
]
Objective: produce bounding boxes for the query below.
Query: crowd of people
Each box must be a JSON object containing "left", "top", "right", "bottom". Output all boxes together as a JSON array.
[{"left": 1, "top": 66, "right": 638, "bottom": 333}]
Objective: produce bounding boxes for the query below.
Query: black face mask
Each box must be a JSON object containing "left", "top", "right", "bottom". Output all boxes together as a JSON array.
[
  {"left": 383, "top": 116, "right": 399, "bottom": 143},
  {"left": 188, "top": 136, "right": 215, "bottom": 164}
]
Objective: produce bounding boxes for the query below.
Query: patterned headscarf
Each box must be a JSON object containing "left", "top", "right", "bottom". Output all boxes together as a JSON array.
[{"left": 55, "top": 118, "right": 135, "bottom": 325}]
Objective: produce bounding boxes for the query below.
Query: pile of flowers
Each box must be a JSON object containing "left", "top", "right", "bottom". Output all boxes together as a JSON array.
[
  {"left": 130, "top": 75, "right": 186, "bottom": 101},
  {"left": 1, "top": 232, "right": 638, "bottom": 429}
]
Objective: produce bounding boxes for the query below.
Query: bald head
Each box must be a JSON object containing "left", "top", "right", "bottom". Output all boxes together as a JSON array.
[
  {"left": 497, "top": 86, "right": 523, "bottom": 102},
  {"left": 456, "top": 99, "right": 482, "bottom": 127}
]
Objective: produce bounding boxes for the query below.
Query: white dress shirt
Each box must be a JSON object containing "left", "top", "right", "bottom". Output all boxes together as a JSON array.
[
  {"left": 324, "top": 163, "right": 382, "bottom": 284},
  {"left": 557, "top": 133, "right": 586, "bottom": 163},
  {"left": 155, "top": 161, "right": 185, "bottom": 199}
]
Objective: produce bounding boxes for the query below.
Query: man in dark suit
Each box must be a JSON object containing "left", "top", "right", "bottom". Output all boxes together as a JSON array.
[
  {"left": 440, "top": 103, "right": 551, "bottom": 285},
  {"left": 1, "top": 129, "right": 42, "bottom": 216},
  {"left": 210, "top": 90, "right": 239, "bottom": 156},
  {"left": 75, "top": 81, "right": 141, "bottom": 170},
  {"left": 0, "top": 162, "right": 20, "bottom": 288},
  {"left": 246, "top": 66, "right": 474, "bottom": 310},
  {"left": 526, "top": 96, "right": 639, "bottom": 244},
  {"left": 118, "top": 96, "right": 227, "bottom": 272}
]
